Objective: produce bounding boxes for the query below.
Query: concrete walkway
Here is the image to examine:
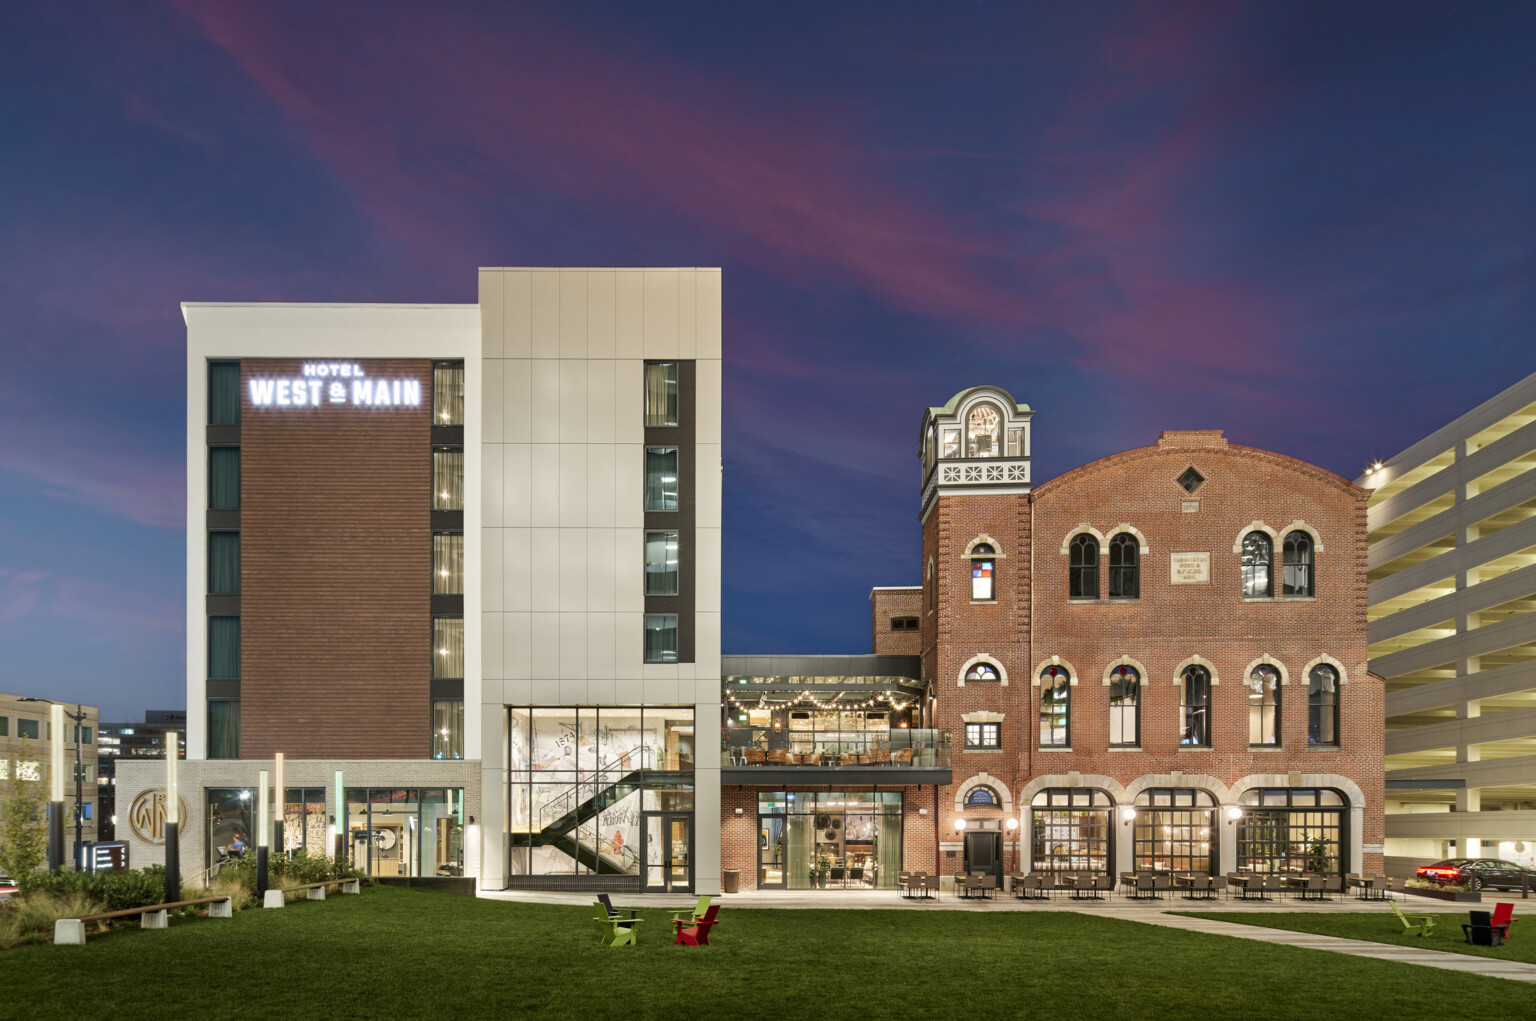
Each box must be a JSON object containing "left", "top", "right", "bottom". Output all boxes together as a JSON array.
[
  {"left": 478, "top": 886, "right": 1536, "bottom": 984},
  {"left": 1141, "top": 911, "right": 1536, "bottom": 985}
]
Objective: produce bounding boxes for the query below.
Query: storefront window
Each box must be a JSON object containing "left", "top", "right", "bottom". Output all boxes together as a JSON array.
[
  {"left": 507, "top": 707, "right": 694, "bottom": 883},
  {"left": 1133, "top": 788, "right": 1215, "bottom": 873},
  {"left": 345, "top": 787, "right": 464, "bottom": 878},
  {"left": 759, "top": 791, "right": 901, "bottom": 890},
  {"left": 282, "top": 788, "right": 328, "bottom": 856},
  {"left": 1236, "top": 788, "right": 1345, "bottom": 875},
  {"left": 1031, "top": 788, "right": 1111, "bottom": 874},
  {"left": 207, "top": 788, "right": 254, "bottom": 867}
]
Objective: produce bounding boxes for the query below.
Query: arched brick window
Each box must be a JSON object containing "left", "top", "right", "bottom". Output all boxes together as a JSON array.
[{"left": 1069, "top": 534, "right": 1099, "bottom": 599}]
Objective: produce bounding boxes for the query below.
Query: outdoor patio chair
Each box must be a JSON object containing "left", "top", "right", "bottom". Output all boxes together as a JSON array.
[
  {"left": 1016, "top": 874, "right": 1049, "bottom": 901},
  {"left": 765, "top": 749, "right": 791, "bottom": 766},
  {"left": 1462, "top": 910, "right": 1506, "bottom": 947},
  {"left": 670, "top": 895, "right": 711, "bottom": 924},
  {"left": 978, "top": 875, "right": 998, "bottom": 899},
  {"left": 675, "top": 903, "right": 721, "bottom": 946},
  {"left": 1388, "top": 898, "right": 1437, "bottom": 937},
  {"left": 597, "top": 893, "right": 637, "bottom": 921},
  {"left": 1490, "top": 902, "right": 1519, "bottom": 938},
  {"left": 594, "top": 902, "right": 642, "bottom": 947}
]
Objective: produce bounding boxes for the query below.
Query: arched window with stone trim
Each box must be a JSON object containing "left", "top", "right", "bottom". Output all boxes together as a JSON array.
[
  {"left": 1308, "top": 663, "right": 1340, "bottom": 746},
  {"left": 1108, "top": 533, "right": 1139, "bottom": 599},
  {"left": 1031, "top": 788, "right": 1113, "bottom": 874},
  {"left": 1241, "top": 531, "right": 1273, "bottom": 598},
  {"left": 1039, "top": 665, "right": 1071, "bottom": 747},
  {"left": 1069, "top": 534, "right": 1099, "bottom": 599},
  {"left": 1109, "top": 664, "right": 1140, "bottom": 747},
  {"left": 964, "top": 661, "right": 1001, "bottom": 683},
  {"left": 1248, "top": 664, "right": 1281, "bottom": 746},
  {"left": 1180, "top": 665, "right": 1211, "bottom": 747},
  {"left": 971, "top": 543, "right": 996, "bottom": 601},
  {"left": 1282, "top": 531, "right": 1314, "bottom": 597},
  {"left": 966, "top": 402, "right": 1003, "bottom": 457}
]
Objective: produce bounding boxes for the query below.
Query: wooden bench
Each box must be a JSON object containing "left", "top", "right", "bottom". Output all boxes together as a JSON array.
[
  {"left": 55, "top": 895, "right": 233, "bottom": 945},
  {"left": 264, "top": 876, "right": 362, "bottom": 908}
]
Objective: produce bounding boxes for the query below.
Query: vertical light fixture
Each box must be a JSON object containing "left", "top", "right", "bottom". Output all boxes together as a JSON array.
[
  {"left": 48, "top": 704, "right": 65, "bottom": 872},
  {"left": 164, "top": 731, "right": 180, "bottom": 902},
  {"left": 333, "top": 769, "right": 345, "bottom": 863},
  {"left": 256, "top": 769, "right": 270, "bottom": 899},
  {"left": 273, "top": 752, "right": 285, "bottom": 856}
]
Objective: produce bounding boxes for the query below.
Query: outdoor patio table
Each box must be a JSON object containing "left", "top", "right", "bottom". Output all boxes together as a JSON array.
[
  {"left": 1232, "top": 875, "right": 1270, "bottom": 901},
  {"left": 1064, "top": 874, "right": 1104, "bottom": 901},
  {"left": 1356, "top": 875, "right": 1389, "bottom": 901}
]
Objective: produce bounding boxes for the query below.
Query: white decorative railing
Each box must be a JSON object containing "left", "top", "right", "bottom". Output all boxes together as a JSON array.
[{"left": 938, "top": 460, "right": 1029, "bottom": 485}]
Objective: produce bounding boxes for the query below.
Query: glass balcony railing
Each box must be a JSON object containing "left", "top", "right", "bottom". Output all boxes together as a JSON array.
[{"left": 722, "top": 728, "right": 951, "bottom": 769}]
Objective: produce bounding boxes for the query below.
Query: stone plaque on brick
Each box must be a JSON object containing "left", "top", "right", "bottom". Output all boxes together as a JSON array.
[{"left": 1170, "top": 552, "right": 1210, "bottom": 585}]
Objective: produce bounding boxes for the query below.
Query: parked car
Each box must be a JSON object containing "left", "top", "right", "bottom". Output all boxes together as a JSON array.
[
  {"left": 0, "top": 876, "right": 17, "bottom": 901},
  {"left": 1416, "top": 858, "right": 1536, "bottom": 892}
]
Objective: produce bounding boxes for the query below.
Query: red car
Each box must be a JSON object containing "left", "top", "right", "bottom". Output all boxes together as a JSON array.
[
  {"left": 0, "top": 876, "right": 16, "bottom": 901},
  {"left": 1416, "top": 858, "right": 1536, "bottom": 892}
]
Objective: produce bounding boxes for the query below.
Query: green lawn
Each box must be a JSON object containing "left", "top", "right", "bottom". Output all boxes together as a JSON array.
[
  {"left": 1178, "top": 908, "right": 1536, "bottom": 964},
  {"left": 8, "top": 888, "right": 1534, "bottom": 1020}
]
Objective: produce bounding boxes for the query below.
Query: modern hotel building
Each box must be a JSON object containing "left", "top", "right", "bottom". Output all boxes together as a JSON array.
[
  {"left": 1360, "top": 371, "right": 1536, "bottom": 874},
  {"left": 117, "top": 270, "right": 1385, "bottom": 894},
  {"left": 118, "top": 268, "right": 722, "bottom": 893}
]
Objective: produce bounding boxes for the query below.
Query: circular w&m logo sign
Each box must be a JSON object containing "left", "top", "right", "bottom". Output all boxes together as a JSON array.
[{"left": 129, "top": 788, "right": 188, "bottom": 844}]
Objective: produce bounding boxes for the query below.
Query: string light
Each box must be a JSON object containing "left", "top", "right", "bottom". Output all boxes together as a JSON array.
[{"left": 724, "top": 689, "right": 917, "bottom": 712}]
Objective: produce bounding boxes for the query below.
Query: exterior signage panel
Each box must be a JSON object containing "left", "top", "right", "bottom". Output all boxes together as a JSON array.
[{"left": 1170, "top": 552, "right": 1210, "bottom": 585}]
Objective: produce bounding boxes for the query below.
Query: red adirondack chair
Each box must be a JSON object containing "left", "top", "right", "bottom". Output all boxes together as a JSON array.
[
  {"left": 674, "top": 903, "right": 721, "bottom": 946},
  {"left": 1490, "top": 902, "right": 1519, "bottom": 939}
]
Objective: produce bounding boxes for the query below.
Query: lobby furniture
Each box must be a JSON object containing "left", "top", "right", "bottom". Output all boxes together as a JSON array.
[
  {"left": 1389, "top": 899, "right": 1437, "bottom": 937},
  {"left": 594, "top": 903, "right": 642, "bottom": 947},
  {"left": 675, "top": 904, "right": 721, "bottom": 946},
  {"left": 1462, "top": 911, "right": 1507, "bottom": 947}
]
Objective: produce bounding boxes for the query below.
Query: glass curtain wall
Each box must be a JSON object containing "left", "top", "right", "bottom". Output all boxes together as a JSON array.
[
  {"left": 1031, "top": 788, "right": 1112, "bottom": 874},
  {"left": 762, "top": 791, "right": 901, "bottom": 890},
  {"left": 345, "top": 788, "right": 464, "bottom": 878},
  {"left": 507, "top": 708, "right": 694, "bottom": 878},
  {"left": 1236, "top": 788, "right": 1345, "bottom": 875},
  {"left": 1133, "top": 789, "right": 1216, "bottom": 873}
]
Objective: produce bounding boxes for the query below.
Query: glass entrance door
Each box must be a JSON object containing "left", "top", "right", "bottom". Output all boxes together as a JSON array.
[
  {"left": 643, "top": 813, "right": 692, "bottom": 892},
  {"left": 758, "top": 813, "right": 786, "bottom": 888}
]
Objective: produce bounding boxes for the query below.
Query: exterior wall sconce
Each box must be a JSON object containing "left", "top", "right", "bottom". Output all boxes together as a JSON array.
[
  {"left": 954, "top": 818, "right": 967, "bottom": 832},
  {"left": 1121, "top": 807, "right": 1137, "bottom": 823},
  {"left": 1225, "top": 806, "right": 1243, "bottom": 822},
  {"left": 734, "top": 807, "right": 743, "bottom": 815},
  {"left": 1005, "top": 818, "right": 1019, "bottom": 831},
  {"left": 918, "top": 807, "right": 928, "bottom": 816}
]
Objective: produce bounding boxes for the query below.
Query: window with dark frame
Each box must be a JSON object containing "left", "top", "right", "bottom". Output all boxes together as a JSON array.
[
  {"left": 432, "top": 699, "right": 464, "bottom": 760},
  {"left": 1282, "top": 531, "right": 1314, "bottom": 596},
  {"left": 208, "top": 361, "right": 241, "bottom": 426},
  {"left": 209, "top": 447, "right": 240, "bottom": 510},
  {"left": 1248, "top": 665, "right": 1281, "bottom": 746},
  {"left": 208, "top": 616, "right": 240, "bottom": 679},
  {"left": 433, "top": 533, "right": 464, "bottom": 595},
  {"left": 432, "top": 617, "right": 464, "bottom": 679},
  {"left": 1039, "top": 665, "right": 1070, "bottom": 747},
  {"left": 1107, "top": 532, "right": 1139, "bottom": 599},
  {"left": 964, "top": 723, "right": 1001, "bottom": 749},
  {"left": 645, "top": 447, "right": 679, "bottom": 511},
  {"left": 971, "top": 543, "right": 995, "bottom": 600},
  {"left": 433, "top": 363, "right": 465, "bottom": 425},
  {"left": 1308, "top": 664, "right": 1340, "bottom": 746},
  {"left": 433, "top": 448, "right": 464, "bottom": 511},
  {"left": 1031, "top": 788, "right": 1112, "bottom": 874},
  {"left": 1069, "top": 534, "right": 1099, "bottom": 599},
  {"left": 644, "top": 613, "right": 679, "bottom": 663},
  {"left": 645, "top": 530, "right": 680, "bottom": 595},
  {"left": 208, "top": 532, "right": 240, "bottom": 595},
  {"left": 1109, "top": 665, "right": 1140, "bottom": 747},
  {"left": 964, "top": 661, "right": 1001, "bottom": 683},
  {"left": 889, "top": 616, "right": 919, "bottom": 631},
  {"left": 1133, "top": 788, "right": 1216, "bottom": 873},
  {"left": 1236, "top": 788, "right": 1345, "bottom": 875},
  {"left": 644, "top": 361, "right": 679, "bottom": 427},
  {"left": 1241, "top": 531, "right": 1273, "bottom": 598},
  {"left": 1180, "top": 665, "right": 1211, "bottom": 747},
  {"left": 1176, "top": 467, "right": 1204, "bottom": 494}
]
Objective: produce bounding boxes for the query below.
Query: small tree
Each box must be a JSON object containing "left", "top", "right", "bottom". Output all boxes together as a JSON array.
[{"left": 0, "top": 740, "right": 50, "bottom": 878}]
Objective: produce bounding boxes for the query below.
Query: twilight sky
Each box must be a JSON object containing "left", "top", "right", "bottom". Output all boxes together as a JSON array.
[{"left": 2, "top": 1, "right": 1532, "bottom": 720}]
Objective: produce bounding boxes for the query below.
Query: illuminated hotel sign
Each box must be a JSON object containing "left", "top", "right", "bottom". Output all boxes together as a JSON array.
[{"left": 248, "top": 363, "right": 421, "bottom": 408}]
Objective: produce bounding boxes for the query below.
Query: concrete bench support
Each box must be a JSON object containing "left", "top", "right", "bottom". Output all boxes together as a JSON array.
[
  {"left": 342, "top": 878, "right": 360, "bottom": 894},
  {"left": 54, "top": 919, "right": 85, "bottom": 946},
  {"left": 210, "top": 898, "right": 233, "bottom": 918},
  {"left": 306, "top": 886, "right": 326, "bottom": 901},
  {"left": 141, "top": 909, "right": 169, "bottom": 929},
  {"left": 264, "top": 890, "right": 286, "bottom": 909}
]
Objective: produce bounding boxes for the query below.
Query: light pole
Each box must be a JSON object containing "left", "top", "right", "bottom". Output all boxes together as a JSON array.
[{"left": 21, "top": 698, "right": 87, "bottom": 871}]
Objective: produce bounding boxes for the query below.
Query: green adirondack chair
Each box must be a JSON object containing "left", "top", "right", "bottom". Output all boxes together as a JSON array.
[
  {"left": 1389, "top": 898, "right": 1437, "bottom": 936},
  {"left": 669, "top": 895, "right": 711, "bottom": 924},
  {"left": 594, "top": 901, "right": 642, "bottom": 947}
]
